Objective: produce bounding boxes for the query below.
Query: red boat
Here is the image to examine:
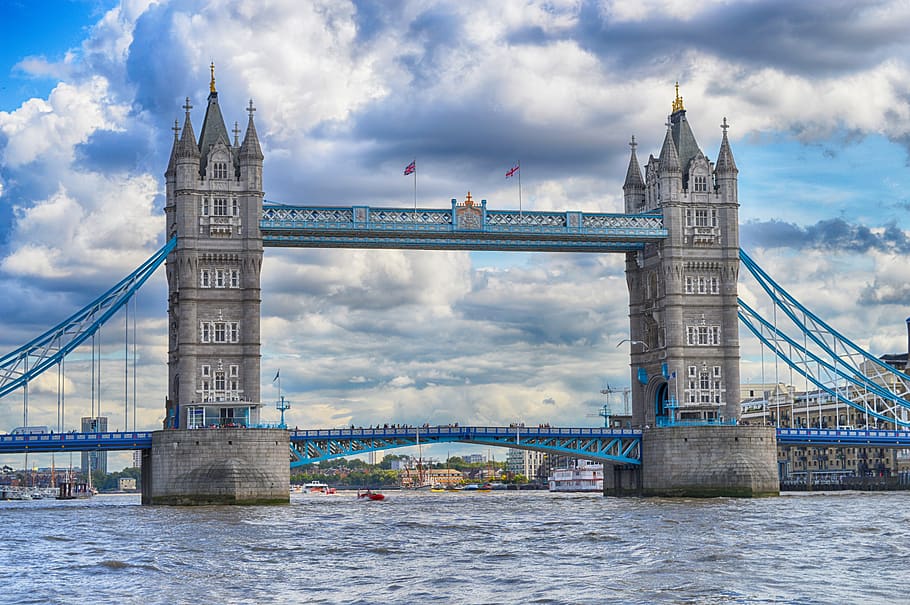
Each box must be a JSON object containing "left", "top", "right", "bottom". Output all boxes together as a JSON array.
[{"left": 357, "top": 490, "right": 385, "bottom": 501}]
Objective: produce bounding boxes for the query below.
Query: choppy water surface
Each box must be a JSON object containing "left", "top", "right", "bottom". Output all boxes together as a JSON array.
[{"left": 0, "top": 490, "right": 907, "bottom": 604}]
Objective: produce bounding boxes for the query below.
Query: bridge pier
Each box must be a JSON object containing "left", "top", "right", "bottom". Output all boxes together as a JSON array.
[
  {"left": 637, "top": 425, "right": 778, "bottom": 497},
  {"left": 141, "top": 429, "right": 289, "bottom": 505},
  {"left": 604, "top": 464, "right": 642, "bottom": 496}
]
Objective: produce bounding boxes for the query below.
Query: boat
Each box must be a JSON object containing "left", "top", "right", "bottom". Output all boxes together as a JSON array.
[
  {"left": 301, "top": 481, "right": 336, "bottom": 494},
  {"left": 357, "top": 489, "right": 385, "bottom": 501},
  {"left": 548, "top": 459, "right": 604, "bottom": 492},
  {"left": 430, "top": 484, "right": 446, "bottom": 492}
]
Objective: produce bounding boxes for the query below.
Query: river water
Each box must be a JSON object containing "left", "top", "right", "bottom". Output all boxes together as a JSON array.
[{"left": 0, "top": 490, "right": 906, "bottom": 604}]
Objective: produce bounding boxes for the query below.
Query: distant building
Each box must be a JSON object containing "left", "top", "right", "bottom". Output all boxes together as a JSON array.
[
  {"left": 506, "top": 448, "right": 547, "bottom": 482},
  {"left": 118, "top": 477, "right": 137, "bottom": 491},
  {"left": 462, "top": 454, "right": 484, "bottom": 464},
  {"left": 81, "top": 417, "right": 108, "bottom": 476}
]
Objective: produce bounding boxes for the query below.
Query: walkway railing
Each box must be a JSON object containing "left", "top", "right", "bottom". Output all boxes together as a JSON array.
[{"left": 261, "top": 202, "right": 667, "bottom": 252}]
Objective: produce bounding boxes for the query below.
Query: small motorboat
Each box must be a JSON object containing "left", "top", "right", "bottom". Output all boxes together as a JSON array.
[{"left": 357, "top": 490, "right": 385, "bottom": 501}]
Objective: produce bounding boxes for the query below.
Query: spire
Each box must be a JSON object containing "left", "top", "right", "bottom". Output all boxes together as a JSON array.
[
  {"left": 658, "top": 119, "right": 680, "bottom": 173},
  {"left": 166, "top": 119, "right": 179, "bottom": 176},
  {"left": 239, "top": 99, "right": 264, "bottom": 161},
  {"left": 177, "top": 97, "right": 200, "bottom": 159},
  {"left": 197, "top": 73, "right": 231, "bottom": 166},
  {"left": 715, "top": 117, "right": 738, "bottom": 175},
  {"left": 623, "top": 135, "right": 644, "bottom": 191},
  {"left": 672, "top": 81, "right": 684, "bottom": 113}
]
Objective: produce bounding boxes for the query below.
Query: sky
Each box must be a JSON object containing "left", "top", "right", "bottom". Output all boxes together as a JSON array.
[{"left": 3, "top": 0, "right": 910, "bottom": 469}]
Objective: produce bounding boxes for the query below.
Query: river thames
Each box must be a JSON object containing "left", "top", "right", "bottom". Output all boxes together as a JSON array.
[{"left": 0, "top": 490, "right": 906, "bottom": 604}]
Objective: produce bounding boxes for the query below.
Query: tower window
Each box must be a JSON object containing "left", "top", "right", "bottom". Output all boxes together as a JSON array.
[
  {"left": 201, "top": 198, "right": 210, "bottom": 216},
  {"left": 232, "top": 199, "right": 239, "bottom": 216},
  {"left": 693, "top": 175, "right": 707, "bottom": 192},
  {"left": 213, "top": 162, "right": 228, "bottom": 180},
  {"left": 215, "top": 269, "right": 225, "bottom": 288},
  {"left": 201, "top": 269, "right": 211, "bottom": 288},
  {"left": 230, "top": 269, "right": 239, "bottom": 288},
  {"left": 213, "top": 198, "right": 228, "bottom": 216}
]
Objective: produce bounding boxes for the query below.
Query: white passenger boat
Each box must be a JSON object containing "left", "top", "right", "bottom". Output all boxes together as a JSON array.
[
  {"left": 548, "top": 460, "right": 604, "bottom": 492},
  {"left": 301, "top": 481, "right": 336, "bottom": 494}
]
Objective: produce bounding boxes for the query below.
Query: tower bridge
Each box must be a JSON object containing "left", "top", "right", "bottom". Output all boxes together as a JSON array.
[{"left": 8, "top": 75, "right": 910, "bottom": 502}]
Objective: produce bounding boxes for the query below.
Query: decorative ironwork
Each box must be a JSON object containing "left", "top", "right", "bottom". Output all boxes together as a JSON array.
[
  {"left": 261, "top": 202, "right": 667, "bottom": 252},
  {"left": 289, "top": 425, "right": 642, "bottom": 467}
]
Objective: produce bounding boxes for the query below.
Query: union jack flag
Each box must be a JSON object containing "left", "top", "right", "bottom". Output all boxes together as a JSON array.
[
  {"left": 506, "top": 164, "right": 519, "bottom": 178},
  {"left": 403, "top": 160, "right": 416, "bottom": 175}
]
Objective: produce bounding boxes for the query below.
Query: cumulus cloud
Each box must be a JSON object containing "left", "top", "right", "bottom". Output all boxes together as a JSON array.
[{"left": 742, "top": 218, "right": 910, "bottom": 254}]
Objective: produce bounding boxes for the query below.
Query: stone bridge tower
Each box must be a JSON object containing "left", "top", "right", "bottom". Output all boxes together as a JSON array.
[
  {"left": 163, "top": 67, "right": 264, "bottom": 429},
  {"left": 624, "top": 85, "right": 741, "bottom": 428}
]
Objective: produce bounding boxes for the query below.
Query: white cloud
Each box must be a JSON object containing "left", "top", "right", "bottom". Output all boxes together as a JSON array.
[{"left": 0, "top": 77, "right": 127, "bottom": 168}]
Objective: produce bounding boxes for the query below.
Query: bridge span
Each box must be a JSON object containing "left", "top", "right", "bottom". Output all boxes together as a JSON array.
[{"left": 5, "top": 427, "right": 910, "bottom": 467}]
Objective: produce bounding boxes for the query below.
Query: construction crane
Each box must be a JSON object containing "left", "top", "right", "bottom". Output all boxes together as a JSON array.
[{"left": 588, "top": 385, "right": 631, "bottom": 427}]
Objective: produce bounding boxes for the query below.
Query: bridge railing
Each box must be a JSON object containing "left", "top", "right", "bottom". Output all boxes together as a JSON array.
[{"left": 290, "top": 426, "right": 642, "bottom": 439}]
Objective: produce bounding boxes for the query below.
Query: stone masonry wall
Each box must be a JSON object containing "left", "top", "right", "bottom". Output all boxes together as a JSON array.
[
  {"left": 143, "top": 429, "right": 289, "bottom": 505},
  {"left": 641, "top": 425, "right": 778, "bottom": 497}
]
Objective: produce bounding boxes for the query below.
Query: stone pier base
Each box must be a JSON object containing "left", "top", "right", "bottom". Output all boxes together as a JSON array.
[
  {"left": 636, "top": 425, "right": 778, "bottom": 498},
  {"left": 141, "top": 429, "right": 290, "bottom": 505}
]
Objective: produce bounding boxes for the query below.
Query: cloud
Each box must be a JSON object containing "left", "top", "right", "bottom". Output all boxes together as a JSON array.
[
  {"left": 742, "top": 218, "right": 910, "bottom": 254},
  {"left": 5, "top": 0, "right": 910, "bottom": 451}
]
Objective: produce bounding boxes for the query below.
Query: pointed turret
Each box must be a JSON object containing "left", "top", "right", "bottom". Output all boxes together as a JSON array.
[
  {"left": 668, "top": 83, "right": 704, "bottom": 189},
  {"left": 715, "top": 117, "right": 738, "bottom": 175},
  {"left": 197, "top": 64, "right": 231, "bottom": 172},
  {"left": 715, "top": 117, "right": 738, "bottom": 203},
  {"left": 176, "top": 98, "right": 200, "bottom": 160},
  {"left": 658, "top": 122, "right": 680, "bottom": 173},
  {"left": 165, "top": 119, "right": 179, "bottom": 179},
  {"left": 239, "top": 99, "right": 264, "bottom": 162},
  {"left": 623, "top": 136, "right": 645, "bottom": 213}
]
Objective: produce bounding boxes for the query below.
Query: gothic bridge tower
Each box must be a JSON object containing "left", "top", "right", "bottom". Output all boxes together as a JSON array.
[
  {"left": 164, "top": 66, "right": 264, "bottom": 429},
  {"left": 624, "top": 84, "right": 741, "bottom": 428}
]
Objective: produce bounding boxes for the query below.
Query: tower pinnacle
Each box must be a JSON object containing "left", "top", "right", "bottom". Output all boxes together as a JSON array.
[
  {"left": 210, "top": 62, "right": 216, "bottom": 94},
  {"left": 672, "top": 81, "right": 685, "bottom": 113}
]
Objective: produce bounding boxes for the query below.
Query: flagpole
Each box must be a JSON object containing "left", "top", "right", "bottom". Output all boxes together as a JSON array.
[
  {"left": 413, "top": 158, "right": 417, "bottom": 211},
  {"left": 517, "top": 159, "right": 522, "bottom": 217}
]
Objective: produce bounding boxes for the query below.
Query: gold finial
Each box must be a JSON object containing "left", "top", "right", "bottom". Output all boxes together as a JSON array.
[
  {"left": 672, "top": 81, "right": 684, "bottom": 113},
  {"left": 210, "top": 62, "right": 216, "bottom": 93},
  {"left": 465, "top": 191, "right": 474, "bottom": 207}
]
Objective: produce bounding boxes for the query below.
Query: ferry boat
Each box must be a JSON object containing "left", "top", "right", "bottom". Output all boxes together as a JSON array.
[
  {"left": 301, "top": 481, "right": 336, "bottom": 494},
  {"left": 548, "top": 460, "right": 604, "bottom": 492}
]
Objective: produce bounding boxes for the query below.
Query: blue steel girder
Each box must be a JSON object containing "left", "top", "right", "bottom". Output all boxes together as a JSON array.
[
  {"left": 776, "top": 428, "right": 910, "bottom": 448},
  {"left": 261, "top": 203, "right": 667, "bottom": 252},
  {"left": 0, "top": 431, "right": 153, "bottom": 454},
  {"left": 0, "top": 238, "right": 176, "bottom": 400},
  {"left": 739, "top": 248, "right": 910, "bottom": 426},
  {"left": 289, "top": 426, "right": 642, "bottom": 467}
]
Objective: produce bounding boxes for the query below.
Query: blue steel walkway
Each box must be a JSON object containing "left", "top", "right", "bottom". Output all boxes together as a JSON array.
[
  {"left": 289, "top": 425, "right": 643, "bottom": 467},
  {"left": 4, "top": 427, "right": 909, "bottom": 462},
  {"left": 0, "top": 431, "right": 152, "bottom": 454}
]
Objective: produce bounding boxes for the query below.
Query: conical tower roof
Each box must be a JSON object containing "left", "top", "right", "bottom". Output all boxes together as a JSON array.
[
  {"left": 165, "top": 119, "right": 179, "bottom": 176},
  {"left": 176, "top": 98, "right": 200, "bottom": 159},
  {"left": 715, "top": 117, "right": 738, "bottom": 175},
  {"left": 658, "top": 122, "right": 680, "bottom": 173},
  {"left": 239, "top": 99, "right": 264, "bottom": 162},
  {"left": 623, "top": 136, "right": 644, "bottom": 191},
  {"left": 669, "top": 84, "right": 703, "bottom": 174}
]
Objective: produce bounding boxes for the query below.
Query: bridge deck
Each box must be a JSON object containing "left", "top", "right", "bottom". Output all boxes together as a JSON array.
[
  {"left": 3, "top": 427, "right": 907, "bottom": 458},
  {"left": 260, "top": 203, "right": 667, "bottom": 252}
]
